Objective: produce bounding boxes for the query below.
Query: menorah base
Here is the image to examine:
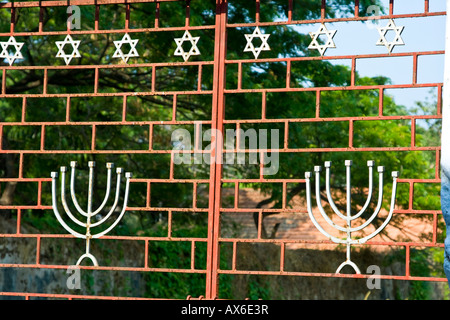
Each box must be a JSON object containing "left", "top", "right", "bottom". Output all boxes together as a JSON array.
[
  {"left": 335, "top": 260, "right": 361, "bottom": 274},
  {"left": 76, "top": 253, "right": 99, "bottom": 267}
]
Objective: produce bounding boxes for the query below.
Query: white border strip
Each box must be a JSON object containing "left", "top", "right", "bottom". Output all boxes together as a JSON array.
[{"left": 442, "top": 1, "right": 450, "bottom": 173}]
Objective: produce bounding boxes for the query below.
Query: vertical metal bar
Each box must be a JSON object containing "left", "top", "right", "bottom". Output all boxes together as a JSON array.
[
  {"left": 261, "top": 90, "right": 266, "bottom": 119},
  {"left": 284, "top": 120, "right": 289, "bottom": 149},
  {"left": 405, "top": 245, "right": 411, "bottom": 277},
  {"left": 236, "top": 123, "right": 241, "bottom": 151},
  {"left": 2, "top": 69, "right": 6, "bottom": 94},
  {"left": 409, "top": 181, "right": 414, "bottom": 210},
  {"left": 146, "top": 181, "right": 151, "bottom": 207},
  {"left": 288, "top": 0, "right": 293, "bottom": 22},
  {"left": 94, "top": 67, "right": 99, "bottom": 94},
  {"left": 67, "top": 3, "right": 72, "bottom": 33},
  {"left": 234, "top": 182, "right": 239, "bottom": 208},
  {"left": 122, "top": 95, "right": 127, "bottom": 121},
  {"left": 151, "top": 66, "right": 156, "bottom": 92},
  {"left": 379, "top": 88, "right": 384, "bottom": 116},
  {"left": 66, "top": 96, "right": 71, "bottom": 122},
  {"left": 257, "top": 210, "right": 263, "bottom": 239},
  {"left": 39, "top": 6, "right": 44, "bottom": 33},
  {"left": 155, "top": 2, "right": 160, "bottom": 29},
  {"left": 148, "top": 123, "right": 153, "bottom": 150},
  {"left": 172, "top": 94, "right": 177, "bottom": 121},
  {"left": 94, "top": 4, "right": 100, "bottom": 31},
  {"left": 255, "top": 0, "right": 260, "bottom": 23},
  {"left": 237, "top": 62, "right": 242, "bottom": 90},
  {"left": 348, "top": 120, "right": 354, "bottom": 148},
  {"left": 0, "top": 125, "right": 3, "bottom": 150},
  {"left": 191, "top": 241, "right": 196, "bottom": 270},
  {"left": 438, "top": 84, "right": 443, "bottom": 116},
  {"left": 205, "top": 0, "right": 227, "bottom": 300},
  {"left": 144, "top": 239, "right": 149, "bottom": 269},
  {"left": 91, "top": 124, "right": 96, "bottom": 150},
  {"left": 433, "top": 212, "right": 438, "bottom": 243},
  {"left": 232, "top": 241, "right": 237, "bottom": 271},
  {"left": 10, "top": 6, "right": 15, "bottom": 34},
  {"left": 351, "top": 58, "right": 356, "bottom": 86},
  {"left": 40, "top": 125, "right": 45, "bottom": 151},
  {"left": 16, "top": 209, "right": 21, "bottom": 234},
  {"left": 280, "top": 242, "right": 285, "bottom": 272},
  {"left": 125, "top": 3, "right": 130, "bottom": 30},
  {"left": 37, "top": 180, "right": 42, "bottom": 206},
  {"left": 197, "top": 64, "right": 203, "bottom": 91},
  {"left": 286, "top": 60, "right": 291, "bottom": 88},
  {"left": 413, "top": 54, "right": 418, "bottom": 84},
  {"left": 36, "top": 236, "right": 41, "bottom": 265},
  {"left": 315, "top": 90, "right": 321, "bottom": 118},
  {"left": 170, "top": 152, "right": 175, "bottom": 179},
  {"left": 18, "top": 153, "right": 24, "bottom": 178},
  {"left": 185, "top": 0, "right": 191, "bottom": 27},
  {"left": 259, "top": 151, "right": 264, "bottom": 178},
  {"left": 43, "top": 69, "right": 48, "bottom": 94},
  {"left": 21, "top": 97, "right": 27, "bottom": 123},
  {"left": 436, "top": 149, "right": 441, "bottom": 180},
  {"left": 167, "top": 210, "right": 173, "bottom": 237},
  {"left": 193, "top": 182, "right": 197, "bottom": 209}
]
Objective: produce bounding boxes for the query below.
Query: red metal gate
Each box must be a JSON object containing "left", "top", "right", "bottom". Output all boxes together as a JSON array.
[{"left": 0, "top": 0, "right": 446, "bottom": 300}]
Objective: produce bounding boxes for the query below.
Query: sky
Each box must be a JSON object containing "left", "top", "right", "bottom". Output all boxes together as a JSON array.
[{"left": 294, "top": 0, "right": 446, "bottom": 113}]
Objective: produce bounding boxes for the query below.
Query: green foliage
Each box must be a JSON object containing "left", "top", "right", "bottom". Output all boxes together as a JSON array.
[{"left": 0, "top": 0, "right": 443, "bottom": 299}]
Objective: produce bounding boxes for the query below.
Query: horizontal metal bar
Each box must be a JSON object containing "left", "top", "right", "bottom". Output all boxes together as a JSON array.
[
  {"left": 216, "top": 269, "right": 447, "bottom": 282},
  {"left": 226, "top": 50, "right": 445, "bottom": 64},
  {"left": 0, "top": 291, "right": 160, "bottom": 300},
  {"left": 0, "top": 61, "right": 214, "bottom": 70},
  {"left": 0, "top": 0, "right": 182, "bottom": 9},
  {"left": 217, "top": 238, "right": 445, "bottom": 248},
  {"left": 0, "top": 147, "right": 441, "bottom": 154},
  {"left": 226, "top": 12, "right": 447, "bottom": 29},
  {"left": 218, "top": 208, "right": 442, "bottom": 214},
  {"left": 0, "top": 91, "right": 213, "bottom": 99},
  {"left": 0, "top": 263, "right": 207, "bottom": 274},
  {"left": 0, "top": 117, "right": 440, "bottom": 127},
  {"left": 0, "top": 233, "right": 208, "bottom": 242},
  {"left": 224, "top": 83, "right": 443, "bottom": 94},
  {"left": 0, "top": 25, "right": 216, "bottom": 37}
]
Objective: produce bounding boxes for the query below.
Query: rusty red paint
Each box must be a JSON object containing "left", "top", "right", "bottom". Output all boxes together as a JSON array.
[{"left": 0, "top": 0, "right": 445, "bottom": 300}]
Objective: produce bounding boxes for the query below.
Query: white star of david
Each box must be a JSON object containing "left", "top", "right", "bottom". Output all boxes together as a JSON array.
[
  {"left": 308, "top": 24, "right": 337, "bottom": 56},
  {"left": 376, "top": 19, "right": 405, "bottom": 53},
  {"left": 0, "top": 36, "right": 24, "bottom": 66},
  {"left": 55, "top": 35, "right": 81, "bottom": 65},
  {"left": 243, "top": 26, "right": 271, "bottom": 59},
  {"left": 113, "top": 33, "right": 139, "bottom": 63},
  {"left": 174, "top": 31, "right": 200, "bottom": 62}
]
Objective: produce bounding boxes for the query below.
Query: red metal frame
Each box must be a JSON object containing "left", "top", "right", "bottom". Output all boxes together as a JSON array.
[{"left": 0, "top": 0, "right": 445, "bottom": 300}]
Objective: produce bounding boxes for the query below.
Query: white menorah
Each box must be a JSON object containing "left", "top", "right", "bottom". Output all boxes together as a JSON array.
[
  {"left": 305, "top": 160, "right": 398, "bottom": 274},
  {"left": 51, "top": 161, "right": 132, "bottom": 266}
]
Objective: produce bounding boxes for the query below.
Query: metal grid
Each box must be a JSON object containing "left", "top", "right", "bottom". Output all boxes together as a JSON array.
[
  {"left": 213, "top": 0, "right": 445, "bottom": 299},
  {"left": 0, "top": 0, "right": 446, "bottom": 300}
]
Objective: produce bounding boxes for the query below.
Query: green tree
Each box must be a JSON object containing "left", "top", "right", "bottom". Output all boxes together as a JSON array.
[{"left": 0, "top": 0, "right": 442, "bottom": 299}]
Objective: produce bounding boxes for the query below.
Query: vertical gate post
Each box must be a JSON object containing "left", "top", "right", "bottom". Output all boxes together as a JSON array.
[
  {"left": 441, "top": 0, "right": 450, "bottom": 286},
  {"left": 205, "top": 0, "right": 227, "bottom": 300}
]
